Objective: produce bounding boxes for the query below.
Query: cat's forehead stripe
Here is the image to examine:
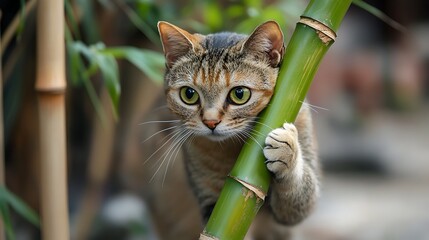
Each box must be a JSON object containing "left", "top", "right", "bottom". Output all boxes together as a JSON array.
[
  {"left": 195, "top": 60, "right": 230, "bottom": 87},
  {"left": 214, "top": 67, "right": 221, "bottom": 85},
  {"left": 201, "top": 66, "right": 206, "bottom": 84},
  {"left": 192, "top": 68, "right": 198, "bottom": 85},
  {"left": 207, "top": 63, "right": 213, "bottom": 86},
  {"left": 224, "top": 66, "right": 231, "bottom": 87}
]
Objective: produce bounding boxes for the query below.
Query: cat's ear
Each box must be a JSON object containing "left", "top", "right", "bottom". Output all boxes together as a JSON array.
[
  {"left": 242, "top": 21, "right": 285, "bottom": 67},
  {"left": 158, "top": 21, "right": 203, "bottom": 68}
]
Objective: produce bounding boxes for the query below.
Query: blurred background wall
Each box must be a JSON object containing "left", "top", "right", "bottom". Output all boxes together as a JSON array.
[{"left": 1, "top": 0, "right": 429, "bottom": 239}]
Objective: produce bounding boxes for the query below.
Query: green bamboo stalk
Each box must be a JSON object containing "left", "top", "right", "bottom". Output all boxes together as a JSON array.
[{"left": 202, "top": 0, "right": 351, "bottom": 239}]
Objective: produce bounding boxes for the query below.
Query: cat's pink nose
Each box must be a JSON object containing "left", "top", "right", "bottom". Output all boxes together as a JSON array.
[{"left": 203, "top": 119, "right": 221, "bottom": 130}]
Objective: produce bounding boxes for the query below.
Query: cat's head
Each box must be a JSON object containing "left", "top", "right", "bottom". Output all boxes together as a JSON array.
[{"left": 158, "top": 21, "right": 284, "bottom": 141}]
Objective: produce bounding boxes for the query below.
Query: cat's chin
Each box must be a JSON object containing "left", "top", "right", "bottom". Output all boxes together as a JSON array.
[
  {"left": 192, "top": 126, "right": 249, "bottom": 142},
  {"left": 198, "top": 131, "right": 235, "bottom": 142},
  {"left": 204, "top": 134, "right": 231, "bottom": 142}
]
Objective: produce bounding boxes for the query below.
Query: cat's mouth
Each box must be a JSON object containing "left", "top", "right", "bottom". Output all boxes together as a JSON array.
[
  {"left": 201, "top": 127, "right": 241, "bottom": 141},
  {"left": 188, "top": 121, "right": 250, "bottom": 141}
]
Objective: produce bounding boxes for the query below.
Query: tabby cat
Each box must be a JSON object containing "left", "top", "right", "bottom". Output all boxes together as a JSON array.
[{"left": 153, "top": 20, "right": 319, "bottom": 239}]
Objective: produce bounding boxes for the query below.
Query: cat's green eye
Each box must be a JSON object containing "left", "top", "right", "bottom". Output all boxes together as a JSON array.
[
  {"left": 228, "top": 87, "right": 251, "bottom": 105},
  {"left": 180, "top": 87, "right": 199, "bottom": 105}
]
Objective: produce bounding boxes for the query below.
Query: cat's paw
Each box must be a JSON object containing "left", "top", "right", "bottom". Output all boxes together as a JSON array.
[{"left": 263, "top": 123, "right": 299, "bottom": 178}]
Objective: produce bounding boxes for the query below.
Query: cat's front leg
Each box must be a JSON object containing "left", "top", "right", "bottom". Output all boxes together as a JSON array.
[{"left": 263, "top": 122, "right": 318, "bottom": 225}]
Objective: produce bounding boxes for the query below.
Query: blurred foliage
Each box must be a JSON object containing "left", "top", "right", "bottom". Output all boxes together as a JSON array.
[
  {"left": 66, "top": 41, "right": 165, "bottom": 121},
  {"left": 127, "top": 0, "right": 306, "bottom": 35},
  {"left": 65, "top": 0, "right": 166, "bottom": 121},
  {"left": 68, "top": 41, "right": 121, "bottom": 119},
  {"left": 0, "top": 187, "right": 40, "bottom": 240},
  {"left": 100, "top": 47, "right": 165, "bottom": 84}
]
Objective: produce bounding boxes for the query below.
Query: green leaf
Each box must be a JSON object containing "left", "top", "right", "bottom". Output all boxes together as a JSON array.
[
  {"left": 101, "top": 47, "right": 165, "bottom": 85},
  {"left": 0, "top": 186, "right": 40, "bottom": 227},
  {"left": 82, "top": 76, "right": 109, "bottom": 128},
  {"left": 65, "top": 0, "right": 82, "bottom": 40},
  {"left": 70, "top": 41, "right": 95, "bottom": 60},
  {"left": 67, "top": 42, "right": 86, "bottom": 86},
  {"left": 67, "top": 41, "right": 117, "bottom": 122},
  {"left": 0, "top": 201, "right": 15, "bottom": 240},
  {"left": 116, "top": 1, "right": 160, "bottom": 45},
  {"left": 93, "top": 52, "right": 121, "bottom": 118},
  {"left": 67, "top": 42, "right": 165, "bottom": 120}
]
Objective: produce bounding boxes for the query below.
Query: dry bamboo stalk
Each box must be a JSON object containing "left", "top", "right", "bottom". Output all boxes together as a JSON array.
[{"left": 36, "top": 0, "right": 69, "bottom": 239}]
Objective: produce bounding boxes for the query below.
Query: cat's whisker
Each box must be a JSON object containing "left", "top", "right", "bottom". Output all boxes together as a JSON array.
[
  {"left": 160, "top": 131, "right": 189, "bottom": 186},
  {"left": 141, "top": 125, "right": 179, "bottom": 143},
  {"left": 230, "top": 134, "right": 240, "bottom": 145},
  {"left": 139, "top": 119, "right": 181, "bottom": 125},
  {"left": 239, "top": 124, "right": 267, "bottom": 140},
  {"left": 240, "top": 130, "right": 264, "bottom": 151},
  {"left": 247, "top": 119, "right": 274, "bottom": 131},
  {"left": 237, "top": 132, "right": 251, "bottom": 146},
  {"left": 150, "top": 129, "right": 187, "bottom": 183},
  {"left": 249, "top": 128, "right": 269, "bottom": 140},
  {"left": 247, "top": 133, "right": 266, "bottom": 143},
  {"left": 153, "top": 128, "right": 191, "bottom": 181},
  {"left": 171, "top": 131, "right": 196, "bottom": 168},
  {"left": 143, "top": 128, "right": 183, "bottom": 165},
  {"left": 300, "top": 101, "right": 329, "bottom": 113},
  {"left": 172, "top": 129, "right": 197, "bottom": 168},
  {"left": 164, "top": 130, "right": 194, "bottom": 185},
  {"left": 234, "top": 133, "right": 247, "bottom": 145},
  {"left": 165, "top": 129, "right": 191, "bottom": 173},
  {"left": 170, "top": 132, "right": 189, "bottom": 167}
]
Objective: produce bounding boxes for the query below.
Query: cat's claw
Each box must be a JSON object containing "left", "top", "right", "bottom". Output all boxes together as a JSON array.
[{"left": 263, "top": 123, "right": 299, "bottom": 178}]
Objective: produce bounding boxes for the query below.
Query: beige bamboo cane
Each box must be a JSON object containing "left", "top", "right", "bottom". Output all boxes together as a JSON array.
[
  {"left": 0, "top": 11, "right": 6, "bottom": 240},
  {"left": 36, "top": 0, "right": 70, "bottom": 239}
]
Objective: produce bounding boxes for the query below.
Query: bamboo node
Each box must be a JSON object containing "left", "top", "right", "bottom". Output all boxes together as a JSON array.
[
  {"left": 229, "top": 175, "right": 266, "bottom": 200},
  {"left": 36, "top": 86, "right": 67, "bottom": 94},
  {"left": 200, "top": 232, "right": 219, "bottom": 240},
  {"left": 298, "top": 17, "right": 336, "bottom": 44}
]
